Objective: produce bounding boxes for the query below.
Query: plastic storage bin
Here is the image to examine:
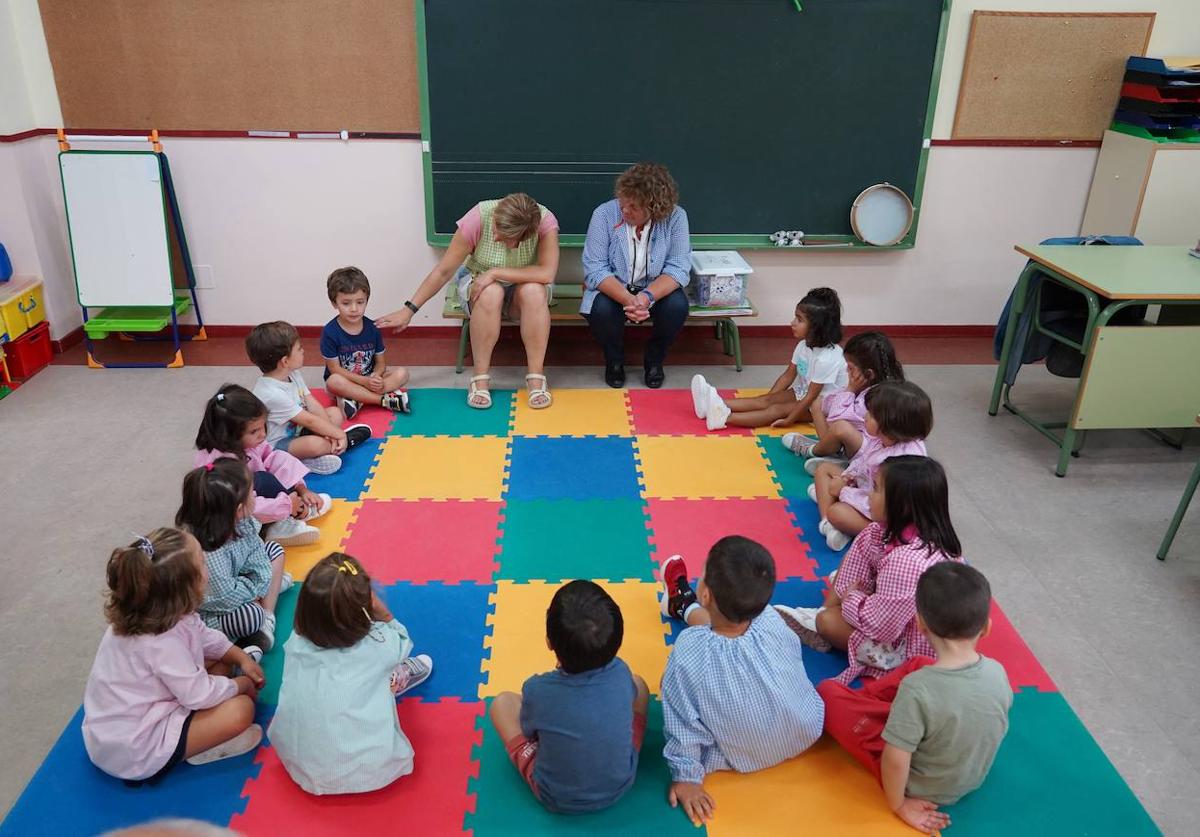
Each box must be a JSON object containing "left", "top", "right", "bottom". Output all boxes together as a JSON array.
[
  {"left": 688, "top": 251, "right": 753, "bottom": 308},
  {"left": 6, "top": 321, "right": 52, "bottom": 380},
  {"left": 0, "top": 277, "right": 46, "bottom": 342}
]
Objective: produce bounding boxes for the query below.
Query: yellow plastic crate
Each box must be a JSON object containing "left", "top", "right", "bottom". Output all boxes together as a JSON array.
[{"left": 0, "top": 277, "right": 45, "bottom": 343}]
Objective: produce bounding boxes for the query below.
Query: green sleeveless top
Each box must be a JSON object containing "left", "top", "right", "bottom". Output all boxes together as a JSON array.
[{"left": 462, "top": 199, "right": 548, "bottom": 278}]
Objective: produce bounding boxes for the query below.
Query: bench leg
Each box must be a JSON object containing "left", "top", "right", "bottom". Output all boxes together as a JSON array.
[
  {"left": 456, "top": 321, "right": 469, "bottom": 374},
  {"left": 726, "top": 319, "right": 743, "bottom": 371}
]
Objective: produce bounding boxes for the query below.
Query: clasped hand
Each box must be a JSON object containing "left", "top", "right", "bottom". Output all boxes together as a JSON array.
[{"left": 624, "top": 292, "right": 651, "bottom": 323}]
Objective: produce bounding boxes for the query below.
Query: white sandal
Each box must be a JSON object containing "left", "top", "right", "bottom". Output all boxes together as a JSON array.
[
  {"left": 467, "top": 374, "right": 493, "bottom": 409},
  {"left": 525, "top": 373, "right": 552, "bottom": 409}
]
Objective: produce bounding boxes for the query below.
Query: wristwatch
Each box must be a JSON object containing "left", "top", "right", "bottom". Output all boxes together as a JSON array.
[
  {"left": 404, "top": 300, "right": 420, "bottom": 314},
  {"left": 640, "top": 289, "right": 656, "bottom": 306}
]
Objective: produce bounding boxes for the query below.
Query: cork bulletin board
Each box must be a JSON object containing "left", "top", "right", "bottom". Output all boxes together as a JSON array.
[
  {"left": 952, "top": 11, "right": 1155, "bottom": 141},
  {"left": 38, "top": 0, "right": 420, "bottom": 133}
]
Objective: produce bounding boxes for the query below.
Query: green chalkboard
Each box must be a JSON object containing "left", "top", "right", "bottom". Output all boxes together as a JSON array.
[{"left": 418, "top": 0, "right": 948, "bottom": 248}]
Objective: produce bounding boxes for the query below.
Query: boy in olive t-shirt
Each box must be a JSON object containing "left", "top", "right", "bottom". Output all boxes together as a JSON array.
[{"left": 817, "top": 562, "right": 1011, "bottom": 834}]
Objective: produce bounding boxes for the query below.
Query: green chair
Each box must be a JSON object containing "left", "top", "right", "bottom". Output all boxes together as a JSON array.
[{"left": 1158, "top": 415, "right": 1200, "bottom": 560}]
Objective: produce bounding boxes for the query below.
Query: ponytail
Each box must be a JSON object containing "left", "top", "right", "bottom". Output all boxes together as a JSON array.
[
  {"left": 195, "top": 383, "right": 268, "bottom": 455},
  {"left": 176, "top": 458, "right": 253, "bottom": 551},
  {"left": 105, "top": 527, "right": 203, "bottom": 635}
]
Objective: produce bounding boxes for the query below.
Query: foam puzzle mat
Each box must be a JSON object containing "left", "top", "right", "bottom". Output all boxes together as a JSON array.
[{"left": 1, "top": 388, "right": 1161, "bottom": 835}]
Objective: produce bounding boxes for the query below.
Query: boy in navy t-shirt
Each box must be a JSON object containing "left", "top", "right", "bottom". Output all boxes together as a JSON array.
[
  {"left": 321, "top": 266, "right": 411, "bottom": 418},
  {"left": 488, "top": 580, "right": 649, "bottom": 814}
]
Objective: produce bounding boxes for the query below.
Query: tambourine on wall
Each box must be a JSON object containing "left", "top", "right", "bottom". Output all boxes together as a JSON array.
[{"left": 850, "top": 183, "right": 915, "bottom": 247}]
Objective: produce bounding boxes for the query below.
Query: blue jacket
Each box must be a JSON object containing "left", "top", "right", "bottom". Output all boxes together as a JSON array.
[{"left": 580, "top": 199, "right": 691, "bottom": 315}]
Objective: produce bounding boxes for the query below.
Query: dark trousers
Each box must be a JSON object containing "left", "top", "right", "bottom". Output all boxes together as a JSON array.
[
  {"left": 583, "top": 287, "right": 689, "bottom": 368},
  {"left": 253, "top": 471, "right": 296, "bottom": 499}
]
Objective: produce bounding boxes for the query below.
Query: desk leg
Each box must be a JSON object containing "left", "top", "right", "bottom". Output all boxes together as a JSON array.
[
  {"left": 727, "top": 319, "right": 743, "bottom": 371},
  {"left": 1158, "top": 458, "right": 1200, "bottom": 560},
  {"left": 988, "top": 263, "right": 1040, "bottom": 415}
]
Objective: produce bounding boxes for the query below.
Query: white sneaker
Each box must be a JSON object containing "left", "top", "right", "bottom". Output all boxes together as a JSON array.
[
  {"left": 304, "top": 492, "right": 333, "bottom": 522},
  {"left": 705, "top": 396, "right": 732, "bottom": 431},
  {"left": 805, "top": 456, "right": 849, "bottom": 476},
  {"left": 263, "top": 516, "right": 319, "bottom": 547},
  {"left": 775, "top": 604, "right": 821, "bottom": 631},
  {"left": 391, "top": 654, "right": 434, "bottom": 696},
  {"left": 185, "top": 724, "right": 263, "bottom": 766},
  {"left": 302, "top": 454, "right": 342, "bottom": 475},
  {"left": 773, "top": 605, "right": 832, "bottom": 652},
  {"left": 259, "top": 611, "right": 276, "bottom": 652},
  {"left": 690, "top": 374, "right": 711, "bottom": 419},
  {"left": 782, "top": 433, "right": 818, "bottom": 457},
  {"left": 279, "top": 571, "right": 294, "bottom": 594},
  {"left": 807, "top": 483, "right": 818, "bottom": 502},
  {"left": 825, "top": 526, "right": 851, "bottom": 551}
]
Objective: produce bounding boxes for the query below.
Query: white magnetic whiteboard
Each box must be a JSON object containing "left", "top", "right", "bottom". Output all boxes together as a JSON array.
[{"left": 60, "top": 151, "right": 174, "bottom": 307}]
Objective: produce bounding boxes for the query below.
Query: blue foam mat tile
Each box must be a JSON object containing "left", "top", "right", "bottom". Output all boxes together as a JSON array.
[
  {"left": 303, "top": 438, "right": 384, "bottom": 500},
  {"left": 0, "top": 708, "right": 259, "bottom": 836},
  {"left": 378, "top": 581, "right": 496, "bottom": 701},
  {"left": 784, "top": 496, "right": 845, "bottom": 578},
  {"left": 506, "top": 436, "right": 642, "bottom": 501}
]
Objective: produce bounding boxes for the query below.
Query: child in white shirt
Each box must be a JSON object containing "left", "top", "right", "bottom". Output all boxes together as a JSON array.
[
  {"left": 246, "top": 320, "right": 370, "bottom": 475},
  {"left": 692, "top": 288, "right": 847, "bottom": 431}
]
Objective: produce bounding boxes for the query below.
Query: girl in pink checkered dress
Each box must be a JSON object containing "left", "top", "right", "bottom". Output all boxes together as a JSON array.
[
  {"left": 777, "top": 455, "right": 964, "bottom": 684},
  {"left": 809, "top": 380, "right": 932, "bottom": 552}
]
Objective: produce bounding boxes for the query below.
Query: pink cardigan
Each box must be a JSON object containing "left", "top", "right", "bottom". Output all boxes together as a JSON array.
[
  {"left": 82, "top": 614, "right": 238, "bottom": 780},
  {"left": 194, "top": 442, "right": 310, "bottom": 523}
]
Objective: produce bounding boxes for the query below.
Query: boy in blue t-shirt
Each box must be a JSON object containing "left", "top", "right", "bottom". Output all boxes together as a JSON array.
[
  {"left": 489, "top": 580, "right": 649, "bottom": 814},
  {"left": 321, "top": 266, "right": 411, "bottom": 418}
]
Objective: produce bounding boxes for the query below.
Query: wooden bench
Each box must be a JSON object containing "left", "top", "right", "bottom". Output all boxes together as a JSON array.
[{"left": 441, "top": 283, "right": 757, "bottom": 373}]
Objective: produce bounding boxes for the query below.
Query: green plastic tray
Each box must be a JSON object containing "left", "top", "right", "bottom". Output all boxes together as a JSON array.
[{"left": 83, "top": 291, "right": 193, "bottom": 339}]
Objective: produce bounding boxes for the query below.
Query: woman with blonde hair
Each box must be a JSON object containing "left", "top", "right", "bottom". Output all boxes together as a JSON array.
[
  {"left": 378, "top": 193, "right": 560, "bottom": 409},
  {"left": 581, "top": 163, "right": 692, "bottom": 388}
]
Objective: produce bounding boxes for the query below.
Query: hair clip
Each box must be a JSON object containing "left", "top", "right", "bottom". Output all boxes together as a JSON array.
[
  {"left": 338, "top": 560, "right": 359, "bottom": 575},
  {"left": 215, "top": 392, "right": 225, "bottom": 402},
  {"left": 134, "top": 536, "right": 155, "bottom": 558},
  {"left": 204, "top": 462, "right": 214, "bottom": 472}
]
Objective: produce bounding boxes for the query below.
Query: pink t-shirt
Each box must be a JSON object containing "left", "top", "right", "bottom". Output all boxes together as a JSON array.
[
  {"left": 194, "top": 442, "right": 310, "bottom": 524},
  {"left": 456, "top": 203, "right": 559, "bottom": 249},
  {"left": 82, "top": 614, "right": 238, "bottom": 780}
]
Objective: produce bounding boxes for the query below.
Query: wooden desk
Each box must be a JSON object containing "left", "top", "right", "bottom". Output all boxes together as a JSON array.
[{"left": 988, "top": 245, "right": 1200, "bottom": 476}]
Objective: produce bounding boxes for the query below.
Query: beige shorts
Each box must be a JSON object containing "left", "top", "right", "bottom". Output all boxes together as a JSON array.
[{"left": 455, "top": 265, "right": 552, "bottom": 320}]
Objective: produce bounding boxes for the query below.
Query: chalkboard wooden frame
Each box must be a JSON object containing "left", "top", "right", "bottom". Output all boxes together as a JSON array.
[{"left": 417, "top": 0, "right": 950, "bottom": 250}]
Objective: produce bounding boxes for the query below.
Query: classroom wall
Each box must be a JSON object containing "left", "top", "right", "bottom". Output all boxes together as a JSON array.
[
  {"left": 933, "top": 0, "right": 1200, "bottom": 138},
  {"left": 0, "top": 1, "right": 1196, "bottom": 340}
]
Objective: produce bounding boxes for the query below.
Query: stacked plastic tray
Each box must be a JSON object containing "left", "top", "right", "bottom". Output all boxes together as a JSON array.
[{"left": 1113, "top": 57, "right": 1200, "bottom": 142}]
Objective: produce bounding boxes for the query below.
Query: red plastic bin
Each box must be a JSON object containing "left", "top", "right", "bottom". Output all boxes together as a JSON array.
[{"left": 5, "top": 320, "right": 52, "bottom": 380}]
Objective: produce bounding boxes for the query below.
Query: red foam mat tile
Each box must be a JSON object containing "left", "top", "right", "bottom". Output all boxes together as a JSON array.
[
  {"left": 645, "top": 497, "right": 818, "bottom": 581},
  {"left": 628, "top": 388, "right": 752, "bottom": 436},
  {"left": 978, "top": 602, "right": 1058, "bottom": 693},
  {"left": 230, "top": 698, "right": 483, "bottom": 835},
  {"left": 343, "top": 499, "right": 503, "bottom": 584}
]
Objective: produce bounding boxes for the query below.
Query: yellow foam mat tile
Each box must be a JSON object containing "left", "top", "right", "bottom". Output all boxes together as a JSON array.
[
  {"left": 513, "top": 387, "right": 632, "bottom": 437},
  {"left": 282, "top": 500, "right": 360, "bottom": 581},
  {"left": 637, "top": 435, "right": 780, "bottom": 499},
  {"left": 706, "top": 738, "right": 922, "bottom": 836},
  {"left": 734, "top": 387, "right": 817, "bottom": 438},
  {"left": 365, "top": 436, "right": 510, "bottom": 501},
  {"left": 481, "top": 580, "right": 669, "bottom": 698}
]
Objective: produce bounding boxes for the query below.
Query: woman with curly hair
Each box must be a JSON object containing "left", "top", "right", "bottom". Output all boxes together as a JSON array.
[
  {"left": 582, "top": 163, "right": 692, "bottom": 388},
  {"left": 378, "top": 193, "right": 560, "bottom": 410}
]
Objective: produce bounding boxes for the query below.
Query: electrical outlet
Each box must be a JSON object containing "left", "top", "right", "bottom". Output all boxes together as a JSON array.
[{"left": 194, "top": 265, "right": 214, "bottom": 289}]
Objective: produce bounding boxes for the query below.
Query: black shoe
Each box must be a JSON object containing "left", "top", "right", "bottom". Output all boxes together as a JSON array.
[
  {"left": 644, "top": 365, "right": 665, "bottom": 389},
  {"left": 605, "top": 364, "right": 625, "bottom": 388},
  {"left": 344, "top": 424, "right": 372, "bottom": 449}
]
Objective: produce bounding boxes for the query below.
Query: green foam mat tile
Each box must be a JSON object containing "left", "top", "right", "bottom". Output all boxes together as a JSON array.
[
  {"left": 945, "top": 689, "right": 1160, "bottom": 835},
  {"left": 496, "top": 498, "right": 655, "bottom": 582},
  {"left": 388, "top": 387, "right": 516, "bottom": 437},
  {"left": 467, "top": 698, "right": 701, "bottom": 835}
]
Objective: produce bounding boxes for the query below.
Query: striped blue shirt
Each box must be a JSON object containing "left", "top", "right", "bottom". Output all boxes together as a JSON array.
[
  {"left": 580, "top": 199, "right": 692, "bottom": 315},
  {"left": 661, "top": 606, "right": 825, "bottom": 784}
]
